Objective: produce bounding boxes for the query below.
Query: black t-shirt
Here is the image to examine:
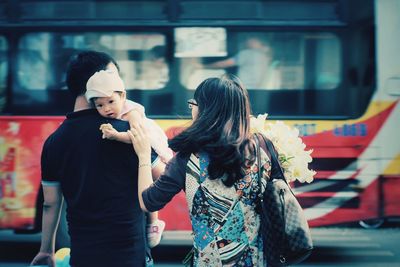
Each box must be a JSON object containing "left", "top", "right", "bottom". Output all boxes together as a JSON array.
[{"left": 41, "top": 109, "right": 158, "bottom": 267}]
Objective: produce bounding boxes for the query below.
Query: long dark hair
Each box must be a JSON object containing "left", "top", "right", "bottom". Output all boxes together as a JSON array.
[{"left": 169, "top": 74, "right": 254, "bottom": 187}]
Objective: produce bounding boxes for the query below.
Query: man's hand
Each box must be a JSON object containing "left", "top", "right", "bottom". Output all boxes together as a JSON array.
[
  {"left": 100, "top": 123, "right": 119, "bottom": 140},
  {"left": 31, "top": 252, "right": 55, "bottom": 267}
]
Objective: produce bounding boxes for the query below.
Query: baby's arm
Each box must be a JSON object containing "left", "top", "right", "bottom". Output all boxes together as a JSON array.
[
  {"left": 100, "top": 122, "right": 166, "bottom": 181},
  {"left": 122, "top": 100, "right": 145, "bottom": 128},
  {"left": 124, "top": 109, "right": 145, "bottom": 131},
  {"left": 100, "top": 109, "right": 144, "bottom": 143},
  {"left": 99, "top": 124, "right": 132, "bottom": 144},
  {"left": 100, "top": 101, "right": 146, "bottom": 144}
]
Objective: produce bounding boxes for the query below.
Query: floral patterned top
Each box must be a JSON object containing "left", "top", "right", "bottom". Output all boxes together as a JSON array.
[{"left": 142, "top": 147, "right": 272, "bottom": 266}]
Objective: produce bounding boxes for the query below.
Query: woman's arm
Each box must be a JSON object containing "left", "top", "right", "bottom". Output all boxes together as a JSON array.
[
  {"left": 128, "top": 125, "right": 185, "bottom": 212},
  {"left": 127, "top": 126, "right": 153, "bottom": 212}
]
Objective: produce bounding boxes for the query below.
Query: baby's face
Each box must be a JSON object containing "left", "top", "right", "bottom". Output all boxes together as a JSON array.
[{"left": 93, "top": 92, "right": 125, "bottom": 119}]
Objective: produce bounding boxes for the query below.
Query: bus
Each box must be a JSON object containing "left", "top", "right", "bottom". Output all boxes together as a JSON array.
[{"left": 0, "top": 0, "right": 399, "bottom": 244}]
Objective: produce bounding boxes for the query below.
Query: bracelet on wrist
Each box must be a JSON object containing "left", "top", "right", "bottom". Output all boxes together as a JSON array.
[{"left": 139, "top": 163, "right": 152, "bottom": 168}]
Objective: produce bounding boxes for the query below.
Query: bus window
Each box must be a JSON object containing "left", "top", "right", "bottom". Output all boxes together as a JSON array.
[
  {"left": 98, "top": 34, "right": 170, "bottom": 116},
  {"left": 177, "top": 30, "right": 342, "bottom": 116},
  {"left": 15, "top": 32, "right": 76, "bottom": 114},
  {"left": 17, "top": 33, "right": 53, "bottom": 91},
  {"left": 0, "top": 36, "right": 7, "bottom": 113},
  {"left": 311, "top": 34, "right": 341, "bottom": 90},
  {"left": 99, "top": 34, "right": 168, "bottom": 90},
  {"left": 14, "top": 32, "right": 168, "bottom": 115},
  {"left": 175, "top": 27, "right": 228, "bottom": 89},
  {"left": 179, "top": 31, "right": 341, "bottom": 90}
]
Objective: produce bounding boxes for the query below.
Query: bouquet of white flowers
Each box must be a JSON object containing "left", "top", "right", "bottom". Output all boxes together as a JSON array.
[{"left": 250, "top": 114, "right": 316, "bottom": 183}]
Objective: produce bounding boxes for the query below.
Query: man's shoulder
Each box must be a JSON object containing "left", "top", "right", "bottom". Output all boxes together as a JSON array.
[
  {"left": 41, "top": 123, "right": 70, "bottom": 154},
  {"left": 109, "top": 119, "right": 130, "bottom": 126},
  {"left": 67, "top": 110, "right": 130, "bottom": 131},
  {"left": 43, "top": 122, "right": 66, "bottom": 144}
]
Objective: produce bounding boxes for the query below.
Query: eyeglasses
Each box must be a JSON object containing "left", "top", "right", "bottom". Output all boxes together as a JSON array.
[{"left": 187, "top": 99, "right": 198, "bottom": 109}]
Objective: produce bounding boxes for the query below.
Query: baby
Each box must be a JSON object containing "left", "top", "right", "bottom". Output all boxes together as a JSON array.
[{"left": 85, "top": 69, "right": 172, "bottom": 248}]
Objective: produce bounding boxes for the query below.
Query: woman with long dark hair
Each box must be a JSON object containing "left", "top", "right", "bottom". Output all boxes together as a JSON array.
[{"left": 129, "top": 74, "right": 270, "bottom": 266}]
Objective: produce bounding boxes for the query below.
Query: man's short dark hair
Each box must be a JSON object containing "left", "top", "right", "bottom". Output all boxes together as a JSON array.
[{"left": 66, "top": 51, "right": 119, "bottom": 99}]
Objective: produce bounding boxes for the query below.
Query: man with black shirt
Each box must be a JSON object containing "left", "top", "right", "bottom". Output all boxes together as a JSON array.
[{"left": 31, "top": 51, "right": 164, "bottom": 267}]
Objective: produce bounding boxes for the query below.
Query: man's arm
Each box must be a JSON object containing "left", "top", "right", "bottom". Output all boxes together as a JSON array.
[{"left": 31, "top": 184, "right": 63, "bottom": 267}]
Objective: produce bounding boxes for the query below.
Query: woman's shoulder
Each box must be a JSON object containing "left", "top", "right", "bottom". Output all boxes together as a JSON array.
[
  {"left": 166, "top": 152, "right": 191, "bottom": 170},
  {"left": 174, "top": 151, "right": 192, "bottom": 160}
]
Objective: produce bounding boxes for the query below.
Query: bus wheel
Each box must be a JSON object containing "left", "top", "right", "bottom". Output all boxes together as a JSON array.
[
  {"left": 56, "top": 201, "right": 71, "bottom": 250},
  {"left": 359, "top": 219, "right": 385, "bottom": 229}
]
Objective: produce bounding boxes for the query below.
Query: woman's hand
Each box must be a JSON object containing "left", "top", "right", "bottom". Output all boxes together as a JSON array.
[
  {"left": 127, "top": 124, "right": 151, "bottom": 163},
  {"left": 129, "top": 124, "right": 153, "bottom": 212}
]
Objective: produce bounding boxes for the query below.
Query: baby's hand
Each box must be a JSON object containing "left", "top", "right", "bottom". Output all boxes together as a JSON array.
[{"left": 99, "top": 123, "right": 119, "bottom": 140}]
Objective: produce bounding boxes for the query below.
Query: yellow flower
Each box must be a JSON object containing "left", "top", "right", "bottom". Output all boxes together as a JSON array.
[{"left": 251, "top": 113, "right": 315, "bottom": 183}]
